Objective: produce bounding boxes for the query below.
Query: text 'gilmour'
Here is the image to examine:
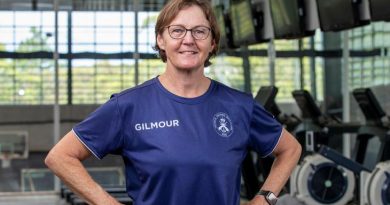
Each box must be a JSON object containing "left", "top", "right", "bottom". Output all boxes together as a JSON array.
[{"left": 135, "top": 120, "right": 179, "bottom": 131}]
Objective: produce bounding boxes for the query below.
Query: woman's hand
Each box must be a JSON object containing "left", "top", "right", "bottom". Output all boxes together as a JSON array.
[{"left": 240, "top": 195, "right": 269, "bottom": 205}]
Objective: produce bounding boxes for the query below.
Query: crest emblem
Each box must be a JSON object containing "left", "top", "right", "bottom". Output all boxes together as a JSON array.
[{"left": 213, "top": 112, "right": 233, "bottom": 137}]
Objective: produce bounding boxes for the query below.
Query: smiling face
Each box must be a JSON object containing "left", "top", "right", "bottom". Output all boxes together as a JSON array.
[{"left": 157, "top": 5, "right": 215, "bottom": 71}]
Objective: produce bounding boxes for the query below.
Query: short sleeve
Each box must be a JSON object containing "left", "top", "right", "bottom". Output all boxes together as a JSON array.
[
  {"left": 248, "top": 100, "right": 283, "bottom": 157},
  {"left": 72, "top": 95, "right": 123, "bottom": 160}
]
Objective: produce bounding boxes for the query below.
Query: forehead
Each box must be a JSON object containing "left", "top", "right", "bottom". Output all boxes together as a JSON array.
[{"left": 169, "top": 5, "right": 210, "bottom": 27}]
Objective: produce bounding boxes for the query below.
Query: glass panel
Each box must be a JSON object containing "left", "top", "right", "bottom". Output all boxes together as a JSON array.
[
  {"left": 95, "top": 59, "right": 123, "bottom": 101},
  {"left": 122, "top": 12, "right": 135, "bottom": 26},
  {"left": 58, "top": 27, "right": 68, "bottom": 44},
  {"left": 249, "top": 56, "right": 270, "bottom": 95},
  {"left": 138, "top": 59, "right": 165, "bottom": 84},
  {"left": 122, "top": 44, "right": 135, "bottom": 52},
  {"left": 14, "top": 27, "right": 33, "bottom": 47},
  {"left": 275, "top": 58, "right": 298, "bottom": 102},
  {"left": 348, "top": 22, "right": 390, "bottom": 89},
  {"left": 0, "top": 12, "right": 14, "bottom": 26},
  {"left": 122, "top": 28, "right": 135, "bottom": 44},
  {"left": 0, "top": 27, "right": 13, "bottom": 44},
  {"left": 72, "top": 59, "right": 96, "bottom": 104},
  {"left": 315, "top": 58, "right": 324, "bottom": 101},
  {"left": 73, "top": 27, "right": 95, "bottom": 44},
  {"left": 72, "top": 12, "right": 95, "bottom": 26},
  {"left": 275, "top": 39, "right": 297, "bottom": 51},
  {"left": 96, "top": 28, "right": 122, "bottom": 43},
  {"left": 73, "top": 44, "right": 95, "bottom": 53},
  {"left": 208, "top": 55, "right": 245, "bottom": 91},
  {"left": 302, "top": 57, "right": 311, "bottom": 91},
  {"left": 41, "top": 12, "right": 55, "bottom": 26},
  {"left": 138, "top": 43, "right": 150, "bottom": 53},
  {"left": 0, "top": 59, "right": 15, "bottom": 104},
  {"left": 15, "top": 12, "right": 41, "bottom": 27},
  {"left": 96, "top": 12, "right": 121, "bottom": 27},
  {"left": 122, "top": 59, "right": 136, "bottom": 89},
  {"left": 96, "top": 45, "right": 121, "bottom": 53}
]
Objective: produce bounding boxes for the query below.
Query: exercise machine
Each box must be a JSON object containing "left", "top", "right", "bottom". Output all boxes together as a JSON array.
[
  {"left": 292, "top": 144, "right": 390, "bottom": 205},
  {"left": 290, "top": 88, "right": 390, "bottom": 205},
  {"left": 255, "top": 86, "right": 301, "bottom": 132},
  {"left": 352, "top": 88, "right": 390, "bottom": 169},
  {"left": 290, "top": 151, "right": 357, "bottom": 205},
  {"left": 319, "top": 145, "right": 390, "bottom": 205},
  {"left": 352, "top": 88, "right": 390, "bottom": 205},
  {"left": 292, "top": 90, "right": 361, "bottom": 159},
  {"left": 360, "top": 160, "right": 390, "bottom": 205}
]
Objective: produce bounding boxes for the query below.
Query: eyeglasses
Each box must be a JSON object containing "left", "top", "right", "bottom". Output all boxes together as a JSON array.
[{"left": 166, "top": 25, "right": 211, "bottom": 40}]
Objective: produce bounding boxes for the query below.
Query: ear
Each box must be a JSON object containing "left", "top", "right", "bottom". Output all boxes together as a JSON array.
[
  {"left": 157, "top": 34, "right": 165, "bottom": 50},
  {"left": 209, "top": 39, "right": 215, "bottom": 53}
]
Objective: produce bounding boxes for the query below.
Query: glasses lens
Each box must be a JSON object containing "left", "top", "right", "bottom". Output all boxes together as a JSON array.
[
  {"left": 192, "top": 26, "right": 210, "bottom": 39},
  {"left": 169, "top": 26, "right": 186, "bottom": 39}
]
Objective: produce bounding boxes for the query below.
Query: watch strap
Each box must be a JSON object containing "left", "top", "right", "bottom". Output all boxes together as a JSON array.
[{"left": 257, "top": 190, "right": 270, "bottom": 196}]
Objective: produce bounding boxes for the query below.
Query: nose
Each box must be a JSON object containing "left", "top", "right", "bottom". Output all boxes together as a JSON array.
[{"left": 182, "top": 30, "right": 195, "bottom": 44}]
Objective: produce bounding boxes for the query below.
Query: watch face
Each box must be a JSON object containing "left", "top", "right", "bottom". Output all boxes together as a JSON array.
[{"left": 267, "top": 192, "right": 278, "bottom": 205}]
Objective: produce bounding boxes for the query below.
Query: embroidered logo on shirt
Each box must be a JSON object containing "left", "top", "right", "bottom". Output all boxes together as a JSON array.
[{"left": 213, "top": 112, "right": 233, "bottom": 137}]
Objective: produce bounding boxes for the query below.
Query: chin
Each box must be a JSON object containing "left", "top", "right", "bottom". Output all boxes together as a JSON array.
[
  {"left": 175, "top": 61, "right": 202, "bottom": 69},
  {"left": 178, "top": 64, "right": 203, "bottom": 70},
  {"left": 167, "top": 59, "right": 205, "bottom": 71}
]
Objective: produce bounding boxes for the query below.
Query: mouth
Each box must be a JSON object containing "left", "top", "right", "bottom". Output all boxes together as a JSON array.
[{"left": 179, "top": 51, "right": 198, "bottom": 55}]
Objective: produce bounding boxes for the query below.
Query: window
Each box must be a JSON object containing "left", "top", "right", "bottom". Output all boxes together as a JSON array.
[{"left": 348, "top": 22, "right": 390, "bottom": 89}]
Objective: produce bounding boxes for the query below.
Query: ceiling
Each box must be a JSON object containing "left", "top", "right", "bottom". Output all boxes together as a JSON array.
[{"left": 0, "top": 0, "right": 170, "bottom": 11}]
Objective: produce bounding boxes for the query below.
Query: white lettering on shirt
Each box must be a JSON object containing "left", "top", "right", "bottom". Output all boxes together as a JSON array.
[{"left": 135, "top": 120, "right": 180, "bottom": 131}]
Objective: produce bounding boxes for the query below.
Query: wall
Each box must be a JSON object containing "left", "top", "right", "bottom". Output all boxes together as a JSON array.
[{"left": 0, "top": 105, "right": 100, "bottom": 151}]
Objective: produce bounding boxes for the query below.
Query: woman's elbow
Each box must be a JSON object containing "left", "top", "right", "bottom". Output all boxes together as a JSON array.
[
  {"left": 294, "top": 142, "right": 302, "bottom": 160},
  {"left": 45, "top": 152, "right": 53, "bottom": 168},
  {"left": 45, "top": 149, "right": 60, "bottom": 170}
]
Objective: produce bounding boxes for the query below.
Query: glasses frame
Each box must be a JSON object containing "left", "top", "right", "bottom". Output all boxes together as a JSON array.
[{"left": 166, "top": 25, "right": 212, "bottom": 40}]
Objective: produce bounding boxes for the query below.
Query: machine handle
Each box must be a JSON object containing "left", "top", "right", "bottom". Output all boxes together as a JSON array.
[{"left": 319, "top": 145, "right": 372, "bottom": 173}]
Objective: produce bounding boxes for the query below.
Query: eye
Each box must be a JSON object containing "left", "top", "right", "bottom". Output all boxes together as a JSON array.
[
  {"left": 172, "top": 28, "right": 184, "bottom": 33},
  {"left": 195, "top": 29, "right": 205, "bottom": 34}
]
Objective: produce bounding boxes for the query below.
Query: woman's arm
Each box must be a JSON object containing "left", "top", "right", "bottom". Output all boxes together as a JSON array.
[
  {"left": 242, "top": 128, "right": 302, "bottom": 205},
  {"left": 45, "top": 131, "right": 123, "bottom": 205}
]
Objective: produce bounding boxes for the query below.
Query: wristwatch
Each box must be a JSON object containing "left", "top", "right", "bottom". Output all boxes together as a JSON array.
[{"left": 257, "top": 190, "right": 278, "bottom": 205}]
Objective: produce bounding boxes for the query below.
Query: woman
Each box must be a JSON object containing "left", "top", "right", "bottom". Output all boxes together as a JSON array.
[{"left": 45, "top": 0, "right": 301, "bottom": 204}]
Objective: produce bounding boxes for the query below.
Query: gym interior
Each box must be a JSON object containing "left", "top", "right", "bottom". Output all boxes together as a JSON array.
[{"left": 0, "top": 0, "right": 389, "bottom": 204}]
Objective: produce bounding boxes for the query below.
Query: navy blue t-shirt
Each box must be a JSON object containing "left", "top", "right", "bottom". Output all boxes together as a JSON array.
[{"left": 73, "top": 77, "right": 283, "bottom": 205}]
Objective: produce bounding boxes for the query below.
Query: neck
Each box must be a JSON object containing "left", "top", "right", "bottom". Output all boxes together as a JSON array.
[{"left": 158, "top": 64, "right": 210, "bottom": 98}]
